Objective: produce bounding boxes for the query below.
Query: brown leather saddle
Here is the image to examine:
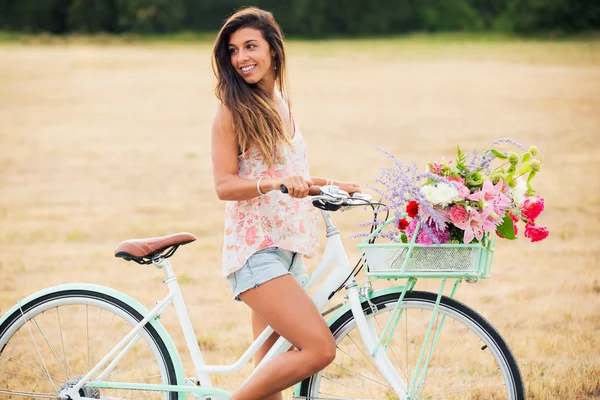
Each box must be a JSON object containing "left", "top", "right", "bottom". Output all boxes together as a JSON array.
[{"left": 114, "top": 232, "right": 197, "bottom": 264}]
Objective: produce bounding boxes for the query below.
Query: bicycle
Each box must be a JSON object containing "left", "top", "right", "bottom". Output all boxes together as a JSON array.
[{"left": 0, "top": 185, "right": 525, "bottom": 400}]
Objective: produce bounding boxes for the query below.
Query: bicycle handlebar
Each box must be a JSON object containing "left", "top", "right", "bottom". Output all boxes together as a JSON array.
[
  {"left": 280, "top": 184, "right": 375, "bottom": 211},
  {"left": 280, "top": 184, "right": 322, "bottom": 196}
]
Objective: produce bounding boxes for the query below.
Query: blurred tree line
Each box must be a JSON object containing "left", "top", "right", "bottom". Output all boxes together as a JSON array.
[{"left": 0, "top": 0, "right": 597, "bottom": 36}]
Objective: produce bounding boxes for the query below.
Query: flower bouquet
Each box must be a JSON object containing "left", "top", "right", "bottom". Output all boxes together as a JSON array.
[{"left": 358, "top": 137, "right": 548, "bottom": 278}]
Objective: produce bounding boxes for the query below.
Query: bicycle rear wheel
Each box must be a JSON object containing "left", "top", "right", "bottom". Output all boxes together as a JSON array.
[
  {"left": 0, "top": 289, "right": 178, "bottom": 399},
  {"left": 298, "top": 290, "right": 524, "bottom": 400}
]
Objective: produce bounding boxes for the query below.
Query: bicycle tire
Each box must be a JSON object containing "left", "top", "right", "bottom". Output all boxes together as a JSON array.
[
  {"left": 298, "top": 290, "right": 525, "bottom": 400},
  {"left": 0, "top": 289, "right": 178, "bottom": 400}
]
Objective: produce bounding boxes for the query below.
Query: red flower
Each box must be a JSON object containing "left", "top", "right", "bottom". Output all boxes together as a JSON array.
[
  {"left": 524, "top": 220, "right": 549, "bottom": 243},
  {"left": 521, "top": 196, "right": 544, "bottom": 220},
  {"left": 406, "top": 201, "right": 419, "bottom": 218},
  {"left": 397, "top": 218, "right": 410, "bottom": 231}
]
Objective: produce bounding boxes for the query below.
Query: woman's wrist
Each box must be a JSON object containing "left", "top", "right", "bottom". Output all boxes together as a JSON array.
[{"left": 259, "top": 178, "right": 276, "bottom": 194}]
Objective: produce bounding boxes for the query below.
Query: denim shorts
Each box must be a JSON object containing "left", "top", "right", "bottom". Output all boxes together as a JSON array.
[{"left": 227, "top": 247, "right": 308, "bottom": 301}]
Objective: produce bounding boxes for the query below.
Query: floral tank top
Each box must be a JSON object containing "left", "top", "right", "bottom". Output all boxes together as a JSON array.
[{"left": 221, "top": 124, "right": 319, "bottom": 277}]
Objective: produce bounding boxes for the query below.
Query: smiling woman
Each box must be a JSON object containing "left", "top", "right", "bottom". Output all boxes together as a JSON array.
[{"left": 209, "top": 7, "right": 360, "bottom": 400}]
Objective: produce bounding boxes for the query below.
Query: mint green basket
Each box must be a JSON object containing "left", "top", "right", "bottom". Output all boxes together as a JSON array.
[{"left": 358, "top": 216, "right": 496, "bottom": 280}]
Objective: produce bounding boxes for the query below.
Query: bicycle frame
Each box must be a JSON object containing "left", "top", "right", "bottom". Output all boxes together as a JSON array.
[{"left": 69, "top": 209, "right": 408, "bottom": 399}]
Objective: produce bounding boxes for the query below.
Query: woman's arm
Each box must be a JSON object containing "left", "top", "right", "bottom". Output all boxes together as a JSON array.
[
  {"left": 211, "top": 105, "right": 312, "bottom": 201},
  {"left": 310, "top": 176, "right": 361, "bottom": 194}
]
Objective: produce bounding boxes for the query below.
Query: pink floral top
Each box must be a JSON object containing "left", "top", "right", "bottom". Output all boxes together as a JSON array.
[{"left": 222, "top": 123, "right": 319, "bottom": 277}]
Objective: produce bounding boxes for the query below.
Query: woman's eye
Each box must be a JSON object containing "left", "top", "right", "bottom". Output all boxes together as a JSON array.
[
  {"left": 247, "top": 44, "right": 256, "bottom": 49},
  {"left": 229, "top": 48, "right": 237, "bottom": 54}
]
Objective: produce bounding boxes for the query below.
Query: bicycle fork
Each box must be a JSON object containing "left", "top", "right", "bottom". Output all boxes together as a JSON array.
[{"left": 346, "top": 283, "right": 410, "bottom": 400}]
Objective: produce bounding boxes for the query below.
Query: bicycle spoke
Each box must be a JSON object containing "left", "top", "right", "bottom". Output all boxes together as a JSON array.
[
  {"left": 429, "top": 382, "right": 507, "bottom": 398},
  {"left": 328, "top": 361, "right": 391, "bottom": 388},
  {"left": 0, "top": 356, "right": 49, "bottom": 380},
  {"left": 0, "top": 368, "right": 54, "bottom": 382},
  {"left": 31, "top": 316, "right": 70, "bottom": 380},
  {"left": 87, "top": 305, "right": 90, "bottom": 369},
  {"left": 22, "top": 315, "right": 58, "bottom": 392},
  {"left": 0, "top": 387, "right": 56, "bottom": 398},
  {"left": 1, "top": 342, "right": 47, "bottom": 376},
  {"left": 105, "top": 350, "right": 158, "bottom": 380},
  {"left": 336, "top": 339, "right": 384, "bottom": 384},
  {"left": 422, "top": 321, "right": 469, "bottom": 385},
  {"left": 345, "top": 331, "right": 385, "bottom": 381},
  {"left": 320, "top": 374, "right": 378, "bottom": 398},
  {"left": 56, "top": 307, "right": 76, "bottom": 377},
  {"left": 80, "top": 312, "right": 119, "bottom": 376},
  {"left": 373, "top": 311, "right": 409, "bottom": 382},
  {"left": 432, "top": 351, "right": 495, "bottom": 396},
  {"left": 77, "top": 319, "right": 130, "bottom": 377}
]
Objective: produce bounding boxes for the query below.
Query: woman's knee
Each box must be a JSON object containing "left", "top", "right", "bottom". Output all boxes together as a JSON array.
[{"left": 310, "top": 333, "right": 336, "bottom": 370}]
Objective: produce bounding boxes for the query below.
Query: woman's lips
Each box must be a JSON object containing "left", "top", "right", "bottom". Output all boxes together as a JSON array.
[{"left": 240, "top": 64, "right": 256, "bottom": 75}]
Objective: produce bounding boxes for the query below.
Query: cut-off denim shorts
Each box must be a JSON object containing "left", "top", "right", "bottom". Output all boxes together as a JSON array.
[{"left": 227, "top": 247, "right": 308, "bottom": 301}]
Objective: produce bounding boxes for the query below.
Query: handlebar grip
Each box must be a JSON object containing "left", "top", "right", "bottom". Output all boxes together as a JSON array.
[{"left": 280, "top": 185, "right": 321, "bottom": 196}]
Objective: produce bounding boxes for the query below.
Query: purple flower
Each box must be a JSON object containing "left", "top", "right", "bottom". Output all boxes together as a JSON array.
[{"left": 489, "top": 137, "right": 526, "bottom": 150}]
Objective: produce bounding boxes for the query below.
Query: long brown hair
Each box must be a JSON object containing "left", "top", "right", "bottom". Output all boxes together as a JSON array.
[{"left": 212, "top": 7, "right": 291, "bottom": 166}]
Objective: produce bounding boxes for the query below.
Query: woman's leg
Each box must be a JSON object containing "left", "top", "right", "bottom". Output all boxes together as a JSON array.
[
  {"left": 230, "top": 274, "right": 336, "bottom": 400},
  {"left": 251, "top": 311, "right": 283, "bottom": 400}
]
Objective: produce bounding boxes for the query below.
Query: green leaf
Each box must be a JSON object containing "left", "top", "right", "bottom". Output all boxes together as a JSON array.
[
  {"left": 522, "top": 152, "right": 531, "bottom": 163},
  {"left": 456, "top": 146, "right": 467, "bottom": 172},
  {"left": 527, "top": 170, "right": 537, "bottom": 184},
  {"left": 490, "top": 149, "right": 508, "bottom": 160},
  {"left": 496, "top": 213, "right": 517, "bottom": 240},
  {"left": 400, "top": 234, "right": 408, "bottom": 244}
]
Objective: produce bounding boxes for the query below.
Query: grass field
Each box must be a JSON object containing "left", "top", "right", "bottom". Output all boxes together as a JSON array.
[{"left": 0, "top": 36, "right": 599, "bottom": 398}]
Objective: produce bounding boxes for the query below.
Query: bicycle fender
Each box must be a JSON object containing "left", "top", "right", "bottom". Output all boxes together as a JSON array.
[{"left": 0, "top": 283, "right": 187, "bottom": 398}]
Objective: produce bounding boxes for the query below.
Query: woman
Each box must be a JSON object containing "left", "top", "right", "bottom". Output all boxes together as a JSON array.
[{"left": 211, "top": 7, "right": 360, "bottom": 400}]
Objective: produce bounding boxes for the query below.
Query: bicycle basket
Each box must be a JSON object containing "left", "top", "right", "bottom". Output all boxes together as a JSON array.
[{"left": 358, "top": 217, "right": 495, "bottom": 279}]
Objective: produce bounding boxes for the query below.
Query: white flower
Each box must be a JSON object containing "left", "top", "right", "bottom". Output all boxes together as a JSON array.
[
  {"left": 511, "top": 178, "right": 527, "bottom": 206},
  {"left": 420, "top": 182, "right": 460, "bottom": 207},
  {"left": 436, "top": 182, "right": 460, "bottom": 206}
]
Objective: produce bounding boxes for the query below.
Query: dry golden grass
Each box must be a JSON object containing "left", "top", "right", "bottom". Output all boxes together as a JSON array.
[{"left": 0, "top": 37, "right": 599, "bottom": 398}]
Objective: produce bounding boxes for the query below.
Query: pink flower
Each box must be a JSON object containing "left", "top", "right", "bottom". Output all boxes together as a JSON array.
[
  {"left": 521, "top": 196, "right": 545, "bottom": 220},
  {"left": 429, "top": 162, "right": 443, "bottom": 174},
  {"left": 446, "top": 176, "right": 464, "bottom": 184},
  {"left": 469, "top": 179, "right": 511, "bottom": 220},
  {"left": 448, "top": 205, "right": 468, "bottom": 224},
  {"left": 447, "top": 176, "right": 470, "bottom": 199},
  {"left": 406, "top": 218, "right": 449, "bottom": 245},
  {"left": 454, "top": 208, "right": 496, "bottom": 243},
  {"left": 524, "top": 220, "right": 549, "bottom": 242}
]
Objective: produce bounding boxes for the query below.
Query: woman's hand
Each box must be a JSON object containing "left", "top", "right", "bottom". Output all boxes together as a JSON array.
[
  {"left": 336, "top": 181, "right": 361, "bottom": 195},
  {"left": 272, "top": 175, "right": 314, "bottom": 198}
]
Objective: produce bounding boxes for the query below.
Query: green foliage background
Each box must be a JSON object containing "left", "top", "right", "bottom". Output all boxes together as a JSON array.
[{"left": 0, "top": 0, "right": 598, "bottom": 36}]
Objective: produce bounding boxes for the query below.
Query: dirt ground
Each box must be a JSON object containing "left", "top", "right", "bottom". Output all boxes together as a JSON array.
[{"left": 0, "top": 38, "right": 599, "bottom": 398}]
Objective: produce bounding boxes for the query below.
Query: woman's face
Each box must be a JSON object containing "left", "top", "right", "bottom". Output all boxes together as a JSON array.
[{"left": 228, "top": 27, "right": 274, "bottom": 86}]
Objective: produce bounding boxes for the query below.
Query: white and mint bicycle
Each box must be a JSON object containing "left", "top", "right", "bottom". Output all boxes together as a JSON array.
[{"left": 0, "top": 186, "right": 524, "bottom": 399}]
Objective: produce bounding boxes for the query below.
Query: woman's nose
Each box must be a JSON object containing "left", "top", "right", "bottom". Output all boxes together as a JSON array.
[{"left": 238, "top": 49, "right": 249, "bottom": 62}]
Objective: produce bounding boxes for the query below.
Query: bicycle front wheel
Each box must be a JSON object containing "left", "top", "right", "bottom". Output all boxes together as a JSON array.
[
  {"left": 298, "top": 290, "right": 524, "bottom": 400},
  {"left": 0, "top": 289, "right": 178, "bottom": 399}
]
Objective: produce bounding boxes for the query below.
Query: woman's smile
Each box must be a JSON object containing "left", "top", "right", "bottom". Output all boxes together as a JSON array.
[{"left": 240, "top": 64, "right": 257, "bottom": 75}]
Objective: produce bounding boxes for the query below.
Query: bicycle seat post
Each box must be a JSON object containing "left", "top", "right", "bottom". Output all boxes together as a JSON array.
[{"left": 152, "top": 257, "right": 177, "bottom": 284}]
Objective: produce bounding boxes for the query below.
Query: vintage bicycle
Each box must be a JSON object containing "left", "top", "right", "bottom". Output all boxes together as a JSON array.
[{"left": 0, "top": 185, "right": 525, "bottom": 399}]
